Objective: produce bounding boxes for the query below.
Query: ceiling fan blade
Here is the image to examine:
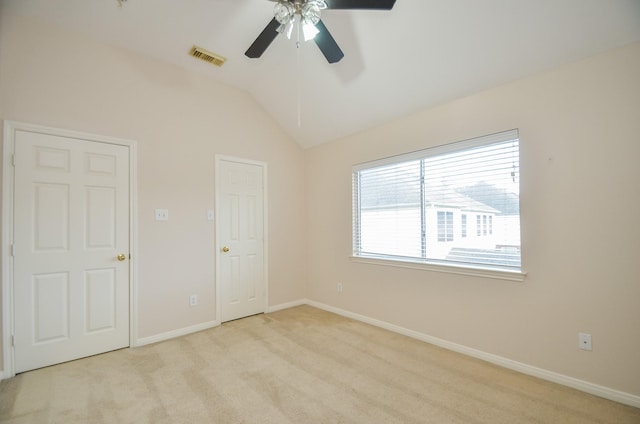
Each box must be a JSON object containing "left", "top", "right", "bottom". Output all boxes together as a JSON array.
[
  {"left": 245, "top": 18, "right": 281, "bottom": 59},
  {"left": 314, "top": 20, "right": 344, "bottom": 64},
  {"left": 324, "top": 0, "right": 396, "bottom": 9}
]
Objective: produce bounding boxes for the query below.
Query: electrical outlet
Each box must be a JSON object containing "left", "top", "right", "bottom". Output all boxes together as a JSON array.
[
  {"left": 189, "top": 294, "right": 198, "bottom": 307},
  {"left": 579, "top": 332, "right": 592, "bottom": 351},
  {"left": 337, "top": 283, "right": 343, "bottom": 293}
]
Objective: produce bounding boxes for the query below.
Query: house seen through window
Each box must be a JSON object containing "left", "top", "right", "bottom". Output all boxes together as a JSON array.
[{"left": 352, "top": 130, "right": 521, "bottom": 271}]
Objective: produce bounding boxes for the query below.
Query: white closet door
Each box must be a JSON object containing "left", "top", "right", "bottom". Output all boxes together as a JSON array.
[{"left": 13, "top": 129, "right": 130, "bottom": 373}]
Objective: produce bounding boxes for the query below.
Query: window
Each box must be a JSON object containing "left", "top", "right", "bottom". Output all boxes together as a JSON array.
[
  {"left": 437, "top": 211, "right": 454, "bottom": 242},
  {"left": 461, "top": 214, "right": 467, "bottom": 238},
  {"left": 353, "top": 129, "right": 521, "bottom": 272}
]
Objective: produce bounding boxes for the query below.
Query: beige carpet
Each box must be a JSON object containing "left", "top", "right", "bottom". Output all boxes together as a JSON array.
[{"left": 1, "top": 305, "right": 638, "bottom": 423}]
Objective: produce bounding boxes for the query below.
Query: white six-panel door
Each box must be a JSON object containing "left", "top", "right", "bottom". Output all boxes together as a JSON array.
[
  {"left": 217, "top": 158, "right": 266, "bottom": 323},
  {"left": 12, "top": 129, "right": 130, "bottom": 373}
]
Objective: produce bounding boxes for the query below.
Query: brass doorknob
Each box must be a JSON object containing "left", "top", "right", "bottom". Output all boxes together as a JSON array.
[
  {"left": 222, "top": 246, "right": 230, "bottom": 253},
  {"left": 117, "top": 253, "right": 126, "bottom": 261}
]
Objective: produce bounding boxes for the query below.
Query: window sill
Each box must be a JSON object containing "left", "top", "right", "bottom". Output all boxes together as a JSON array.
[{"left": 350, "top": 255, "right": 527, "bottom": 282}]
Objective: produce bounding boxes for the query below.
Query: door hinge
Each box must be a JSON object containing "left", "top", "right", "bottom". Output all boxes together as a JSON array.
[
  {"left": 10, "top": 244, "right": 14, "bottom": 257},
  {"left": 11, "top": 154, "right": 15, "bottom": 166},
  {"left": 10, "top": 335, "right": 15, "bottom": 347}
]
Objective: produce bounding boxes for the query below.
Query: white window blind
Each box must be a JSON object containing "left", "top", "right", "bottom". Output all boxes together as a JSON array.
[{"left": 353, "top": 130, "right": 521, "bottom": 272}]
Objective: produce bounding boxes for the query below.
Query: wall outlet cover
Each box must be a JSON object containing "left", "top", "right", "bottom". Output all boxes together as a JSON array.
[{"left": 579, "top": 332, "right": 592, "bottom": 351}]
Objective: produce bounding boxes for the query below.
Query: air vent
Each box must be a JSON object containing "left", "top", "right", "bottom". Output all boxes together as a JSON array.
[{"left": 189, "top": 46, "right": 226, "bottom": 67}]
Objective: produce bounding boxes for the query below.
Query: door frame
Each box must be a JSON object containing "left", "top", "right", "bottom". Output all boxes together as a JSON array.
[
  {"left": 1, "top": 121, "right": 138, "bottom": 378},
  {"left": 214, "top": 155, "right": 268, "bottom": 323}
]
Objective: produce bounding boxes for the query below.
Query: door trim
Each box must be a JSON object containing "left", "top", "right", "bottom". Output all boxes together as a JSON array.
[
  {"left": 214, "top": 155, "right": 269, "bottom": 323},
  {"left": 1, "top": 121, "right": 138, "bottom": 378}
]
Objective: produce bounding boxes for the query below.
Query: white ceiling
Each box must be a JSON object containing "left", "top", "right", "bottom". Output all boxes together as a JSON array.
[{"left": 3, "top": 0, "right": 640, "bottom": 148}]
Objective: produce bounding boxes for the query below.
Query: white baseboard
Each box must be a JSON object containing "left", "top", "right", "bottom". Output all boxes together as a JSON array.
[
  {"left": 304, "top": 299, "right": 640, "bottom": 409},
  {"left": 267, "top": 299, "right": 307, "bottom": 313},
  {"left": 135, "top": 320, "right": 219, "bottom": 347},
  {"left": 134, "top": 299, "right": 305, "bottom": 347}
]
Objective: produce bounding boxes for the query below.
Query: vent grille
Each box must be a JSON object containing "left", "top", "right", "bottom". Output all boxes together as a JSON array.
[{"left": 189, "top": 46, "right": 226, "bottom": 67}]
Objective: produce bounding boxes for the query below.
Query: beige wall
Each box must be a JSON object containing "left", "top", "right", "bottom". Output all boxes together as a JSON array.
[
  {"left": 305, "top": 43, "right": 640, "bottom": 396},
  {"left": 0, "top": 13, "right": 307, "bottom": 362}
]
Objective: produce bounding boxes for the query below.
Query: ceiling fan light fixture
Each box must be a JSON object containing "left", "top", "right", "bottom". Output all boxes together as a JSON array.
[
  {"left": 274, "top": 1, "right": 295, "bottom": 25},
  {"left": 301, "top": 2, "right": 322, "bottom": 25},
  {"left": 302, "top": 20, "right": 320, "bottom": 41},
  {"left": 277, "top": 20, "right": 295, "bottom": 39},
  {"left": 309, "top": 0, "right": 328, "bottom": 10}
]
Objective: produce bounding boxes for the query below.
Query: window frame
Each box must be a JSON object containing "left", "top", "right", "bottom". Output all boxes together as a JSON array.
[{"left": 351, "top": 130, "right": 526, "bottom": 282}]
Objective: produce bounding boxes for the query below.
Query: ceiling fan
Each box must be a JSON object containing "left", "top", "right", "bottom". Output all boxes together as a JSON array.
[{"left": 245, "top": 0, "right": 396, "bottom": 64}]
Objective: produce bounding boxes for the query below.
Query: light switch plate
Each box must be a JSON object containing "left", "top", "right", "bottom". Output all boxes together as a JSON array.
[{"left": 155, "top": 209, "right": 169, "bottom": 221}]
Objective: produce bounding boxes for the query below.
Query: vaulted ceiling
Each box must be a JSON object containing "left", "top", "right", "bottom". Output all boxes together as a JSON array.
[{"left": 3, "top": 0, "right": 640, "bottom": 148}]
